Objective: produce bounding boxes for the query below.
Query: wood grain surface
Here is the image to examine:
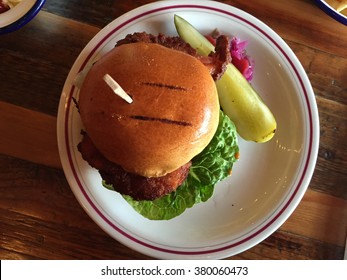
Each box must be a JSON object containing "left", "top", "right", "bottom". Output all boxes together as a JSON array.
[{"left": 0, "top": 0, "right": 346, "bottom": 260}]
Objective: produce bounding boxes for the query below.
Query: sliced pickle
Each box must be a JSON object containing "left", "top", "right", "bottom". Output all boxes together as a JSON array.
[{"left": 174, "top": 15, "right": 277, "bottom": 142}]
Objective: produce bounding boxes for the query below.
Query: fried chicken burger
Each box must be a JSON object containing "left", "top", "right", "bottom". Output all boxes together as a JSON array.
[{"left": 77, "top": 32, "right": 239, "bottom": 220}]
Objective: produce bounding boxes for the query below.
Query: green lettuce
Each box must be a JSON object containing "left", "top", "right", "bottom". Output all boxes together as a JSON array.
[{"left": 121, "top": 110, "right": 239, "bottom": 220}]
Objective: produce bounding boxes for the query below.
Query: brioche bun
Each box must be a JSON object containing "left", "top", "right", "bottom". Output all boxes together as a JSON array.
[{"left": 78, "top": 42, "right": 219, "bottom": 177}]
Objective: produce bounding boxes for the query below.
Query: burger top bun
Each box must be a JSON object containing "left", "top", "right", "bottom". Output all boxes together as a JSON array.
[{"left": 79, "top": 42, "right": 219, "bottom": 178}]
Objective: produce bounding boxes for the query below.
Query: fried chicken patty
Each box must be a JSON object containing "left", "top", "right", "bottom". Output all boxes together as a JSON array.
[
  {"left": 116, "top": 32, "right": 231, "bottom": 80},
  {"left": 78, "top": 133, "right": 191, "bottom": 200}
]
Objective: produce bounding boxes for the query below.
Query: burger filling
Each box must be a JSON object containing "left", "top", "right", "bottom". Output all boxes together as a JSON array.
[
  {"left": 116, "top": 32, "right": 231, "bottom": 80},
  {"left": 78, "top": 133, "right": 191, "bottom": 201}
]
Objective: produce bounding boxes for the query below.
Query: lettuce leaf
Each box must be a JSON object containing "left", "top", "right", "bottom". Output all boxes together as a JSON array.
[{"left": 122, "top": 110, "right": 239, "bottom": 220}]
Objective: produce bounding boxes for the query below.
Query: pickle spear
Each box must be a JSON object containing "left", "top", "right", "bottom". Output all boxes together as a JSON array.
[{"left": 174, "top": 15, "right": 277, "bottom": 142}]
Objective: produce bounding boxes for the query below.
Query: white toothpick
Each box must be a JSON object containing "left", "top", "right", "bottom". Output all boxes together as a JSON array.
[{"left": 103, "top": 74, "right": 133, "bottom": 104}]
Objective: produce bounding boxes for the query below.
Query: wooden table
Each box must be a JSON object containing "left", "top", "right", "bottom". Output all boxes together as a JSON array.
[{"left": 1, "top": 0, "right": 346, "bottom": 260}]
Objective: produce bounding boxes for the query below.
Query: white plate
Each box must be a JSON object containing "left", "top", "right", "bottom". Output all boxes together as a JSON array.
[
  {"left": 314, "top": 0, "right": 347, "bottom": 25},
  {"left": 57, "top": 0, "right": 319, "bottom": 259},
  {"left": 0, "top": 0, "right": 46, "bottom": 33}
]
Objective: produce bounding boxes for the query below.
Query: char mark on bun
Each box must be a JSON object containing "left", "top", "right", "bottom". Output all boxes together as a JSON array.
[
  {"left": 140, "top": 81, "right": 188, "bottom": 91},
  {"left": 129, "top": 115, "right": 192, "bottom": 127},
  {"left": 77, "top": 32, "right": 231, "bottom": 201}
]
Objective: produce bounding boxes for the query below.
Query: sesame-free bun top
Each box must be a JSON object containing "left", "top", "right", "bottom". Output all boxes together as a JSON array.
[{"left": 79, "top": 42, "right": 219, "bottom": 177}]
